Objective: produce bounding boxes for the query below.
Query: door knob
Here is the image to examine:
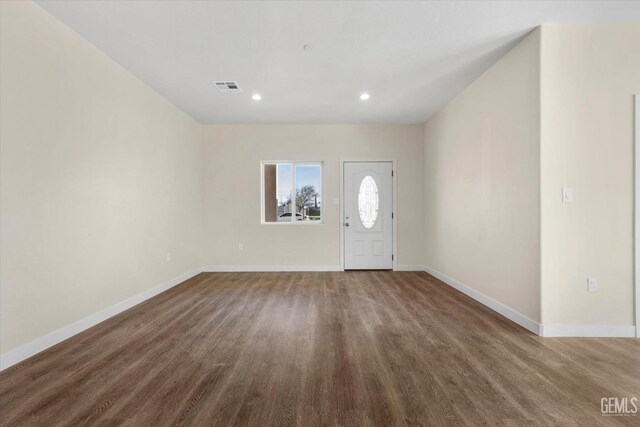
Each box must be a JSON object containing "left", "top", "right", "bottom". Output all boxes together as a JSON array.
[{"left": 345, "top": 222, "right": 350, "bottom": 227}]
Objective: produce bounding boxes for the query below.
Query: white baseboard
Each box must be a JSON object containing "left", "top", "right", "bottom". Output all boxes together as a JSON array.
[
  {"left": 540, "top": 324, "right": 636, "bottom": 337},
  {"left": 424, "top": 265, "right": 542, "bottom": 335},
  {"left": 396, "top": 264, "right": 426, "bottom": 271},
  {"left": 201, "top": 265, "right": 342, "bottom": 272},
  {"left": 204, "top": 265, "right": 426, "bottom": 272},
  {"left": 0, "top": 268, "right": 202, "bottom": 371}
]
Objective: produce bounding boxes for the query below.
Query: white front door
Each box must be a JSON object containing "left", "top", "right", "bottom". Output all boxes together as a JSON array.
[{"left": 343, "top": 161, "right": 393, "bottom": 270}]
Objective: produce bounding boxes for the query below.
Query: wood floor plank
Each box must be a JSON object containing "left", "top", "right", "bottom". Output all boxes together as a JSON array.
[{"left": 1, "top": 271, "right": 638, "bottom": 426}]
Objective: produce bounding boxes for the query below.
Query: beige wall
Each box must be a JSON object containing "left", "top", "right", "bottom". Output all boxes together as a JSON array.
[
  {"left": 422, "top": 24, "right": 640, "bottom": 330},
  {"left": 201, "top": 125, "right": 424, "bottom": 269},
  {"left": 0, "top": 1, "right": 203, "bottom": 353},
  {"left": 540, "top": 24, "right": 640, "bottom": 326},
  {"left": 423, "top": 29, "right": 541, "bottom": 322}
]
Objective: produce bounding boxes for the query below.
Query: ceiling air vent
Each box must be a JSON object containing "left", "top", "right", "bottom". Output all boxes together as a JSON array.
[{"left": 213, "top": 81, "right": 242, "bottom": 93}]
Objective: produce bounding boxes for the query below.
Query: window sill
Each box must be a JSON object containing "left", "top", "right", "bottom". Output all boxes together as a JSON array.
[{"left": 261, "top": 221, "right": 325, "bottom": 225}]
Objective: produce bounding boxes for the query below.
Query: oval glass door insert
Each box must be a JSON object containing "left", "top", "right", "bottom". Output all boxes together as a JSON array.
[{"left": 358, "top": 175, "right": 379, "bottom": 229}]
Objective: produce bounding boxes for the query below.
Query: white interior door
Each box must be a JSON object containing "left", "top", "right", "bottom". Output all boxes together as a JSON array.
[{"left": 343, "top": 161, "right": 393, "bottom": 270}]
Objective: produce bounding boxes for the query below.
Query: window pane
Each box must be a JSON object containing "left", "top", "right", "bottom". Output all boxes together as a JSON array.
[
  {"left": 264, "top": 163, "right": 292, "bottom": 222},
  {"left": 358, "top": 175, "right": 379, "bottom": 229},
  {"left": 276, "top": 163, "right": 293, "bottom": 222},
  {"left": 294, "top": 164, "right": 321, "bottom": 222},
  {"left": 263, "top": 164, "right": 278, "bottom": 222}
]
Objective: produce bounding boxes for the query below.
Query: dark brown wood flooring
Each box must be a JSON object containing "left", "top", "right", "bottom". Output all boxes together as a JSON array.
[{"left": 0, "top": 272, "right": 638, "bottom": 426}]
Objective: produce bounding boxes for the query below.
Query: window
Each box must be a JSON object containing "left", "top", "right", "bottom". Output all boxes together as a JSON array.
[
  {"left": 262, "top": 161, "right": 323, "bottom": 224},
  {"left": 358, "top": 175, "right": 379, "bottom": 229}
]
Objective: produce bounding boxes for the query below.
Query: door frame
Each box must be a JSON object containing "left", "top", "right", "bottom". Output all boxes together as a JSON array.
[
  {"left": 340, "top": 158, "right": 397, "bottom": 271},
  {"left": 635, "top": 94, "right": 639, "bottom": 337}
]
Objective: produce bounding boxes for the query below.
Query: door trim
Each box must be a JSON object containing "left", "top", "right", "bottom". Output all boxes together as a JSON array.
[
  {"left": 635, "top": 94, "right": 639, "bottom": 337},
  {"left": 340, "top": 158, "right": 397, "bottom": 271}
]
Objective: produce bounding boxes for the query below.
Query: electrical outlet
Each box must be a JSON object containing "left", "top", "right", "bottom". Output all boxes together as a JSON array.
[
  {"left": 587, "top": 277, "right": 597, "bottom": 292},
  {"left": 166, "top": 252, "right": 172, "bottom": 262},
  {"left": 238, "top": 243, "right": 244, "bottom": 251}
]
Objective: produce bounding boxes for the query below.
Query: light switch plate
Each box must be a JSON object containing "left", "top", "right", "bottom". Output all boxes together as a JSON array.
[{"left": 562, "top": 187, "right": 574, "bottom": 203}]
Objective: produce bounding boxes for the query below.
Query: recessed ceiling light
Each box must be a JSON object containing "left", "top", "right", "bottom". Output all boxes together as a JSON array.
[
  {"left": 252, "top": 94, "right": 262, "bottom": 101},
  {"left": 303, "top": 44, "right": 313, "bottom": 52},
  {"left": 360, "top": 93, "right": 370, "bottom": 101}
]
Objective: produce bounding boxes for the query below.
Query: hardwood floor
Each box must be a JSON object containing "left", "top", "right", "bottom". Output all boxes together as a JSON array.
[{"left": 0, "top": 272, "right": 638, "bottom": 426}]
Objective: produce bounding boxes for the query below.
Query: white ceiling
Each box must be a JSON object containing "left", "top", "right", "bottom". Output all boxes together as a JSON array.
[{"left": 36, "top": 1, "right": 640, "bottom": 124}]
